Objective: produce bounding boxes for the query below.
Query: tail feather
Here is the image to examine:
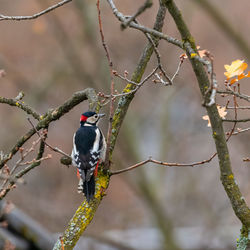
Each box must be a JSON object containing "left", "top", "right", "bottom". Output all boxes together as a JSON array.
[{"left": 79, "top": 175, "right": 95, "bottom": 202}]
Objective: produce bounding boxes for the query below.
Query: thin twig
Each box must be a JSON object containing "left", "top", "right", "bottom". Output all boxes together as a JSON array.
[
  {"left": 171, "top": 54, "right": 186, "bottom": 81},
  {"left": 218, "top": 90, "right": 250, "bottom": 102},
  {"left": 0, "top": 95, "right": 41, "bottom": 120},
  {"left": 228, "top": 127, "right": 250, "bottom": 135},
  {"left": 0, "top": 0, "right": 72, "bottom": 21},
  {"left": 97, "top": 0, "right": 115, "bottom": 170},
  {"left": 106, "top": 0, "right": 183, "bottom": 48},
  {"left": 101, "top": 67, "right": 158, "bottom": 99},
  {"left": 226, "top": 106, "right": 250, "bottom": 110},
  {"left": 111, "top": 154, "right": 216, "bottom": 175},
  {"left": 27, "top": 118, "right": 72, "bottom": 159},
  {"left": 223, "top": 118, "right": 250, "bottom": 123},
  {"left": 121, "top": 0, "right": 152, "bottom": 29},
  {"left": 146, "top": 34, "right": 173, "bottom": 85},
  {"left": 226, "top": 88, "right": 238, "bottom": 138},
  {"left": 0, "top": 137, "right": 41, "bottom": 190}
]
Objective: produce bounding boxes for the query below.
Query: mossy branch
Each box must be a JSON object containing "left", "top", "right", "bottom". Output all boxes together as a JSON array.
[
  {"left": 163, "top": 0, "right": 250, "bottom": 229},
  {"left": 0, "top": 88, "right": 98, "bottom": 169},
  {"left": 0, "top": 94, "right": 41, "bottom": 120},
  {"left": 53, "top": 170, "right": 110, "bottom": 250}
]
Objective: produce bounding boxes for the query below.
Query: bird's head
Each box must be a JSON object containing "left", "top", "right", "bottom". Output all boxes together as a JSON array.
[{"left": 80, "top": 111, "right": 105, "bottom": 126}]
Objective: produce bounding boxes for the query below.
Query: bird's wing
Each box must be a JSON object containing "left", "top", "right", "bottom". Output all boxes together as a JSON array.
[{"left": 72, "top": 126, "right": 102, "bottom": 181}]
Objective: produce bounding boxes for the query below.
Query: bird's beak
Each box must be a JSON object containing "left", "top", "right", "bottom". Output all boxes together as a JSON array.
[{"left": 98, "top": 113, "right": 105, "bottom": 118}]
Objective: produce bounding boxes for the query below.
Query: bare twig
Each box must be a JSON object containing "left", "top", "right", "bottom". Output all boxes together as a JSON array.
[
  {"left": 0, "top": 94, "right": 41, "bottom": 120},
  {"left": 101, "top": 67, "right": 158, "bottom": 99},
  {"left": 27, "top": 118, "right": 72, "bottom": 159},
  {"left": 0, "top": 0, "right": 72, "bottom": 21},
  {"left": 0, "top": 137, "right": 42, "bottom": 190},
  {"left": 106, "top": 0, "right": 183, "bottom": 48},
  {"left": 146, "top": 34, "right": 173, "bottom": 85},
  {"left": 18, "top": 155, "right": 52, "bottom": 166},
  {"left": 111, "top": 154, "right": 217, "bottom": 175},
  {"left": 226, "top": 106, "right": 250, "bottom": 110},
  {"left": 121, "top": 0, "right": 152, "bottom": 29},
  {"left": 223, "top": 118, "right": 250, "bottom": 123},
  {"left": 226, "top": 89, "right": 238, "bottom": 138},
  {"left": 97, "top": 0, "right": 115, "bottom": 170},
  {"left": 230, "top": 127, "right": 250, "bottom": 135},
  {"left": 171, "top": 54, "right": 186, "bottom": 81},
  {"left": 218, "top": 90, "right": 250, "bottom": 102}
]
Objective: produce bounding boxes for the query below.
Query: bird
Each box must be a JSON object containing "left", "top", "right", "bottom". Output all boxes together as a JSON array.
[{"left": 71, "top": 111, "right": 106, "bottom": 202}]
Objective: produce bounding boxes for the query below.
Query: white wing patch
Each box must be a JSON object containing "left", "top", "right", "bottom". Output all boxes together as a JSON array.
[
  {"left": 71, "top": 133, "right": 79, "bottom": 167},
  {"left": 91, "top": 128, "right": 101, "bottom": 153}
]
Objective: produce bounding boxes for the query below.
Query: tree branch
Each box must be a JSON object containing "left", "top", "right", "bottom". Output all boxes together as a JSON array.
[
  {"left": 217, "top": 90, "right": 250, "bottom": 102},
  {"left": 121, "top": 0, "right": 153, "bottom": 29},
  {"left": 163, "top": 0, "right": 250, "bottom": 228},
  {"left": 106, "top": 0, "right": 182, "bottom": 48},
  {"left": 0, "top": 0, "right": 72, "bottom": 21},
  {"left": 111, "top": 154, "right": 216, "bottom": 175},
  {"left": 52, "top": 170, "right": 110, "bottom": 250},
  {"left": 53, "top": 2, "right": 168, "bottom": 248},
  {"left": 0, "top": 94, "right": 41, "bottom": 120},
  {"left": 223, "top": 118, "right": 250, "bottom": 123},
  {"left": 0, "top": 88, "right": 98, "bottom": 169}
]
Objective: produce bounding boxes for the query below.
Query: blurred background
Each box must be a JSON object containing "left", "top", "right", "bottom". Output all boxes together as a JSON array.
[{"left": 0, "top": 0, "right": 249, "bottom": 249}]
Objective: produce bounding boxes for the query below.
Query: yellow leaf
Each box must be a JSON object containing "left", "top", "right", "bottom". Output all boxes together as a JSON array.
[
  {"left": 238, "top": 73, "right": 245, "bottom": 80},
  {"left": 224, "top": 60, "right": 248, "bottom": 79},
  {"left": 230, "top": 78, "right": 238, "bottom": 85}
]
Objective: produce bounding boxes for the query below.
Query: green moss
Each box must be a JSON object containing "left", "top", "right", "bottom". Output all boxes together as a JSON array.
[{"left": 54, "top": 171, "right": 110, "bottom": 249}]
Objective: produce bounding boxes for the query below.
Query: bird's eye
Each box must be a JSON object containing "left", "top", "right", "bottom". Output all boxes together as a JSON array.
[{"left": 94, "top": 115, "right": 98, "bottom": 118}]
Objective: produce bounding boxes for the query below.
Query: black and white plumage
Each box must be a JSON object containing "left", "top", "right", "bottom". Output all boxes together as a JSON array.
[{"left": 71, "top": 111, "right": 106, "bottom": 202}]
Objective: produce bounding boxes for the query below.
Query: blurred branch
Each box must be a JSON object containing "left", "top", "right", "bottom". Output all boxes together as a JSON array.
[
  {"left": 163, "top": 0, "right": 250, "bottom": 230},
  {"left": 0, "top": 88, "right": 98, "bottom": 170},
  {"left": 0, "top": 0, "right": 72, "bottom": 21},
  {"left": 0, "top": 201, "right": 55, "bottom": 249},
  {"left": 193, "top": 0, "right": 250, "bottom": 61},
  {"left": 111, "top": 154, "right": 216, "bottom": 175}
]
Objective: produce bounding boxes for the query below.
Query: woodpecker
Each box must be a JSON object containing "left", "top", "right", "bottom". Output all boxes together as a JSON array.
[{"left": 71, "top": 111, "right": 106, "bottom": 202}]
